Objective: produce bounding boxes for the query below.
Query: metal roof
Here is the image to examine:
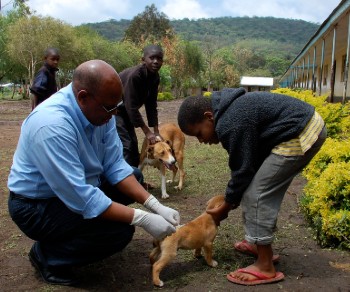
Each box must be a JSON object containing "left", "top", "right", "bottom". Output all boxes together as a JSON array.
[{"left": 240, "top": 76, "right": 274, "bottom": 86}]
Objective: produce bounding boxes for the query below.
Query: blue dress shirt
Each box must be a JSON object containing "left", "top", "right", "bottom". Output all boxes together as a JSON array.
[{"left": 8, "top": 83, "right": 133, "bottom": 219}]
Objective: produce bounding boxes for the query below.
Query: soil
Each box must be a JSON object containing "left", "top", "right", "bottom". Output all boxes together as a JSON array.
[{"left": 0, "top": 99, "right": 349, "bottom": 292}]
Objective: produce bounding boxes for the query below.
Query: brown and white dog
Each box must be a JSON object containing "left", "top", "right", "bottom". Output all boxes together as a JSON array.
[
  {"left": 139, "top": 123, "right": 185, "bottom": 199},
  {"left": 149, "top": 194, "right": 225, "bottom": 287}
]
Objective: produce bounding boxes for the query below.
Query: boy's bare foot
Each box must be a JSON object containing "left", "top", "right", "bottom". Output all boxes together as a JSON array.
[{"left": 234, "top": 240, "right": 280, "bottom": 262}]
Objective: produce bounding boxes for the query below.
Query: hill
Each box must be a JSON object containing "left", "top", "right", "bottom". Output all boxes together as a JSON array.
[{"left": 83, "top": 16, "right": 319, "bottom": 58}]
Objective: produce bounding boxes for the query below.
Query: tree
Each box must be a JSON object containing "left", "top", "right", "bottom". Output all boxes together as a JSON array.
[
  {"left": 6, "top": 16, "right": 78, "bottom": 89},
  {"left": 0, "top": 4, "right": 30, "bottom": 84},
  {"left": 202, "top": 35, "right": 220, "bottom": 91},
  {"left": 124, "top": 4, "right": 174, "bottom": 45},
  {"left": 265, "top": 56, "right": 290, "bottom": 77},
  {"left": 12, "top": 0, "right": 30, "bottom": 16},
  {"left": 163, "top": 37, "right": 203, "bottom": 98}
]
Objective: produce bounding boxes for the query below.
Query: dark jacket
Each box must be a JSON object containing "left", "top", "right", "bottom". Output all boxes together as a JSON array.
[
  {"left": 30, "top": 63, "right": 58, "bottom": 104},
  {"left": 212, "top": 88, "right": 315, "bottom": 205},
  {"left": 119, "top": 63, "right": 159, "bottom": 128}
]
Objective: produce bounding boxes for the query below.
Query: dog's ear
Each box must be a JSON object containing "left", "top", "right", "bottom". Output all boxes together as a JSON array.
[
  {"left": 164, "top": 140, "right": 176, "bottom": 158},
  {"left": 147, "top": 145, "right": 155, "bottom": 154}
]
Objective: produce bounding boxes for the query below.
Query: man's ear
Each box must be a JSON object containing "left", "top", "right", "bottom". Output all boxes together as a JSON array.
[
  {"left": 76, "top": 89, "right": 89, "bottom": 106},
  {"left": 203, "top": 111, "right": 214, "bottom": 121}
]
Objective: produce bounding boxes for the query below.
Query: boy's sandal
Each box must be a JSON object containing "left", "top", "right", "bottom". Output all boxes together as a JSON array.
[
  {"left": 227, "top": 268, "right": 285, "bottom": 285},
  {"left": 234, "top": 240, "right": 280, "bottom": 263}
]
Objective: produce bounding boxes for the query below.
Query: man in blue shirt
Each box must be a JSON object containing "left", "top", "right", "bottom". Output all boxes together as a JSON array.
[{"left": 8, "top": 60, "right": 180, "bottom": 286}]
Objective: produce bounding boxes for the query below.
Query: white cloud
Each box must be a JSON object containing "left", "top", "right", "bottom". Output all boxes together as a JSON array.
[
  {"left": 161, "top": 0, "right": 209, "bottom": 20},
  {"left": 4, "top": 0, "right": 341, "bottom": 25},
  {"left": 27, "top": 0, "right": 131, "bottom": 25},
  {"left": 221, "top": 0, "right": 340, "bottom": 23}
]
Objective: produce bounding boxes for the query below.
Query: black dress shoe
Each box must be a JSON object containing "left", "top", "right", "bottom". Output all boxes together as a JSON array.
[{"left": 29, "top": 246, "right": 79, "bottom": 286}]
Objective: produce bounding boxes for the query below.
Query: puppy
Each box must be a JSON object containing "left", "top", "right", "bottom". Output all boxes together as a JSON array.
[
  {"left": 139, "top": 123, "right": 185, "bottom": 199},
  {"left": 149, "top": 195, "right": 225, "bottom": 287}
]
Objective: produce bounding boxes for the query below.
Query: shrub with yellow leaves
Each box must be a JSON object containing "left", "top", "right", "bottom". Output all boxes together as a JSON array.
[{"left": 272, "top": 88, "right": 350, "bottom": 250}]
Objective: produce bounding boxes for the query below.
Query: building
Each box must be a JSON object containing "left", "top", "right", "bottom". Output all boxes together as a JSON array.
[
  {"left": 279, "top": 0, "right": 350, "bottom": 103},
  {"left": 240, "top": 76, "right": 274, "bottom": 92}
]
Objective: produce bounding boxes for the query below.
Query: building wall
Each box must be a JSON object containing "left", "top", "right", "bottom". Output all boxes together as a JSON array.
[{"left": 279, "top": 0, "right": 350, "bottom": 103}]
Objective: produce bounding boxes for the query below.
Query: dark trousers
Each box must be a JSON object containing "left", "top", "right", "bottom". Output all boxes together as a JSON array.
[
  {"left": 116, "top": 106, "right": 140, "bottom": 167},
  {"left": 8, "top": 168, "right": 143, "bottom": 268}
]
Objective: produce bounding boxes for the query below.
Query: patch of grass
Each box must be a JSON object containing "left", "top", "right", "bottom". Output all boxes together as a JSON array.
[{"left": 140, "top": 137, "right": 230, "bottom": 200}]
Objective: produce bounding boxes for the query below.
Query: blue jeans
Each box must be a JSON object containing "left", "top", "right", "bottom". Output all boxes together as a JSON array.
[
  {"left": 241, "top": 126, "right": 327, "bottom": 245},
  {"left": 8, "top": 167, "right": 143, "bottom": 268}
]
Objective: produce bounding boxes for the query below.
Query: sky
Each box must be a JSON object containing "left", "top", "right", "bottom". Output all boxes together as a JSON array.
[{"left": 1, "top": 0, "right": 342, "bottom": 26}]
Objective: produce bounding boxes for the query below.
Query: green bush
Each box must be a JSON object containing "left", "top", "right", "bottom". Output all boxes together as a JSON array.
[
  {"left": 157, "top": 91, "right": 174, "bottom": 101},
  {"left": 273, "top": 88, "right": 350, "bottom": 250}
]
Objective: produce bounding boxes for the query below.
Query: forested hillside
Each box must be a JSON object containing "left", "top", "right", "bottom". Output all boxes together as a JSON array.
[{"left": 83, "top": 16, "right": 319, "bottom": 58}]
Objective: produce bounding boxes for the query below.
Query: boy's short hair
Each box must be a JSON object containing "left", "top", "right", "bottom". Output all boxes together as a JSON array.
[
  {"left": 177, "top": 95, "right": 212, "bottom": 134},
  {"left": 44, "top": 47, "right": 60, "bottom": 58},
  {"left": 143, "top": 44, "right": 163, "bottom": 57}
]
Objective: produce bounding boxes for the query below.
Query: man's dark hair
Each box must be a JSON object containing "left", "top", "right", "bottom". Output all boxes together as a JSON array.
[{"left": 177, "top": 95, "right": 212, "bottom": 134}]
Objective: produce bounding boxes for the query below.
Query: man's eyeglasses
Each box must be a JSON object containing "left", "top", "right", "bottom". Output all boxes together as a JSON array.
[{"left": 91, "top": 95, "right": 122, "bottom": 114}]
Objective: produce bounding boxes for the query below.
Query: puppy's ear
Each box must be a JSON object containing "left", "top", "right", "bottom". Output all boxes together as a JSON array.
[{"left": 206, "top": 195, "right": 225, "bottom": 210}]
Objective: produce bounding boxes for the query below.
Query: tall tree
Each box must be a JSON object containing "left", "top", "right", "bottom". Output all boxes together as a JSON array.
[
  {"left": 0, "top": 1, "right": 30, "bottom": 83},
  {"left": 6, "top": 16, "right": 77, "bottom": 86},
  {"left": 124, "top": 4, "right": 174, "bottom": 45},
  {"left": 163, "top": 36, "right": 203, "bottom": 97}
]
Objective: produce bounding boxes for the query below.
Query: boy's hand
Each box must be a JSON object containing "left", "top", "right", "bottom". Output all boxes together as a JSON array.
[
  {"left": 146, "top": 132, "right": 157, "bottom": 144},
  {"left": 206, "top": 201, "right": 236, "bottom": 226}
]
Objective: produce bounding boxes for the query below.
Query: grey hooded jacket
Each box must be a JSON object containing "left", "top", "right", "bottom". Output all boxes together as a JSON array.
[{"left": 211, "top": 88, "right": 315, "bottom": 205}]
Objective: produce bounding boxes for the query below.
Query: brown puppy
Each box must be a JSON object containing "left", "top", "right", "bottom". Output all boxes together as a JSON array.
[
  {"left": 139, "top": 123, "right": 185, "bottom": 199},
  {"left": 149, "top": 194, "right": 225, "bottom": 287}
]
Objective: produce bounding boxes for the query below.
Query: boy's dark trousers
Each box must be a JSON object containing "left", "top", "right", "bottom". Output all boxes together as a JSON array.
[
  {"left": 7, "top": 169, "right": 143, "bottom": 269},
  {"left": 115, "top": 105, "right": 140, "bottom": 167}
]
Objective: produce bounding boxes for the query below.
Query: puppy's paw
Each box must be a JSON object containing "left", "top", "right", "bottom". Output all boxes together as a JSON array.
[
  {"left": 154, "top": 280, "right": 164, "bottom": 287},
  {"left": 161, "top": 193, "right": 169, "bottom": 199},
  {"left": 210, "top": 260, "right": 218, "bottom": 267},
  {"left": 166, "top": 179, "right": 173, "bottom": 184},
  {"left": 174, "top": 185, "right": 182, "bottom": 191}
]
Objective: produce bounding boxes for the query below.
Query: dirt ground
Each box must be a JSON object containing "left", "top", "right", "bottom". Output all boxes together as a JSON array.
[{"left": 0, "top": 99, "right": 350, "bottom": 292}]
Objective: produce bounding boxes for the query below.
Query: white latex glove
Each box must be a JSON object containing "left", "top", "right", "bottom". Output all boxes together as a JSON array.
[
  {"left": 144, "top": 195, "right": 180, "bottom": 226},
  {"left": 131, "top": 209, "right": 176, "bottom": 240}
]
